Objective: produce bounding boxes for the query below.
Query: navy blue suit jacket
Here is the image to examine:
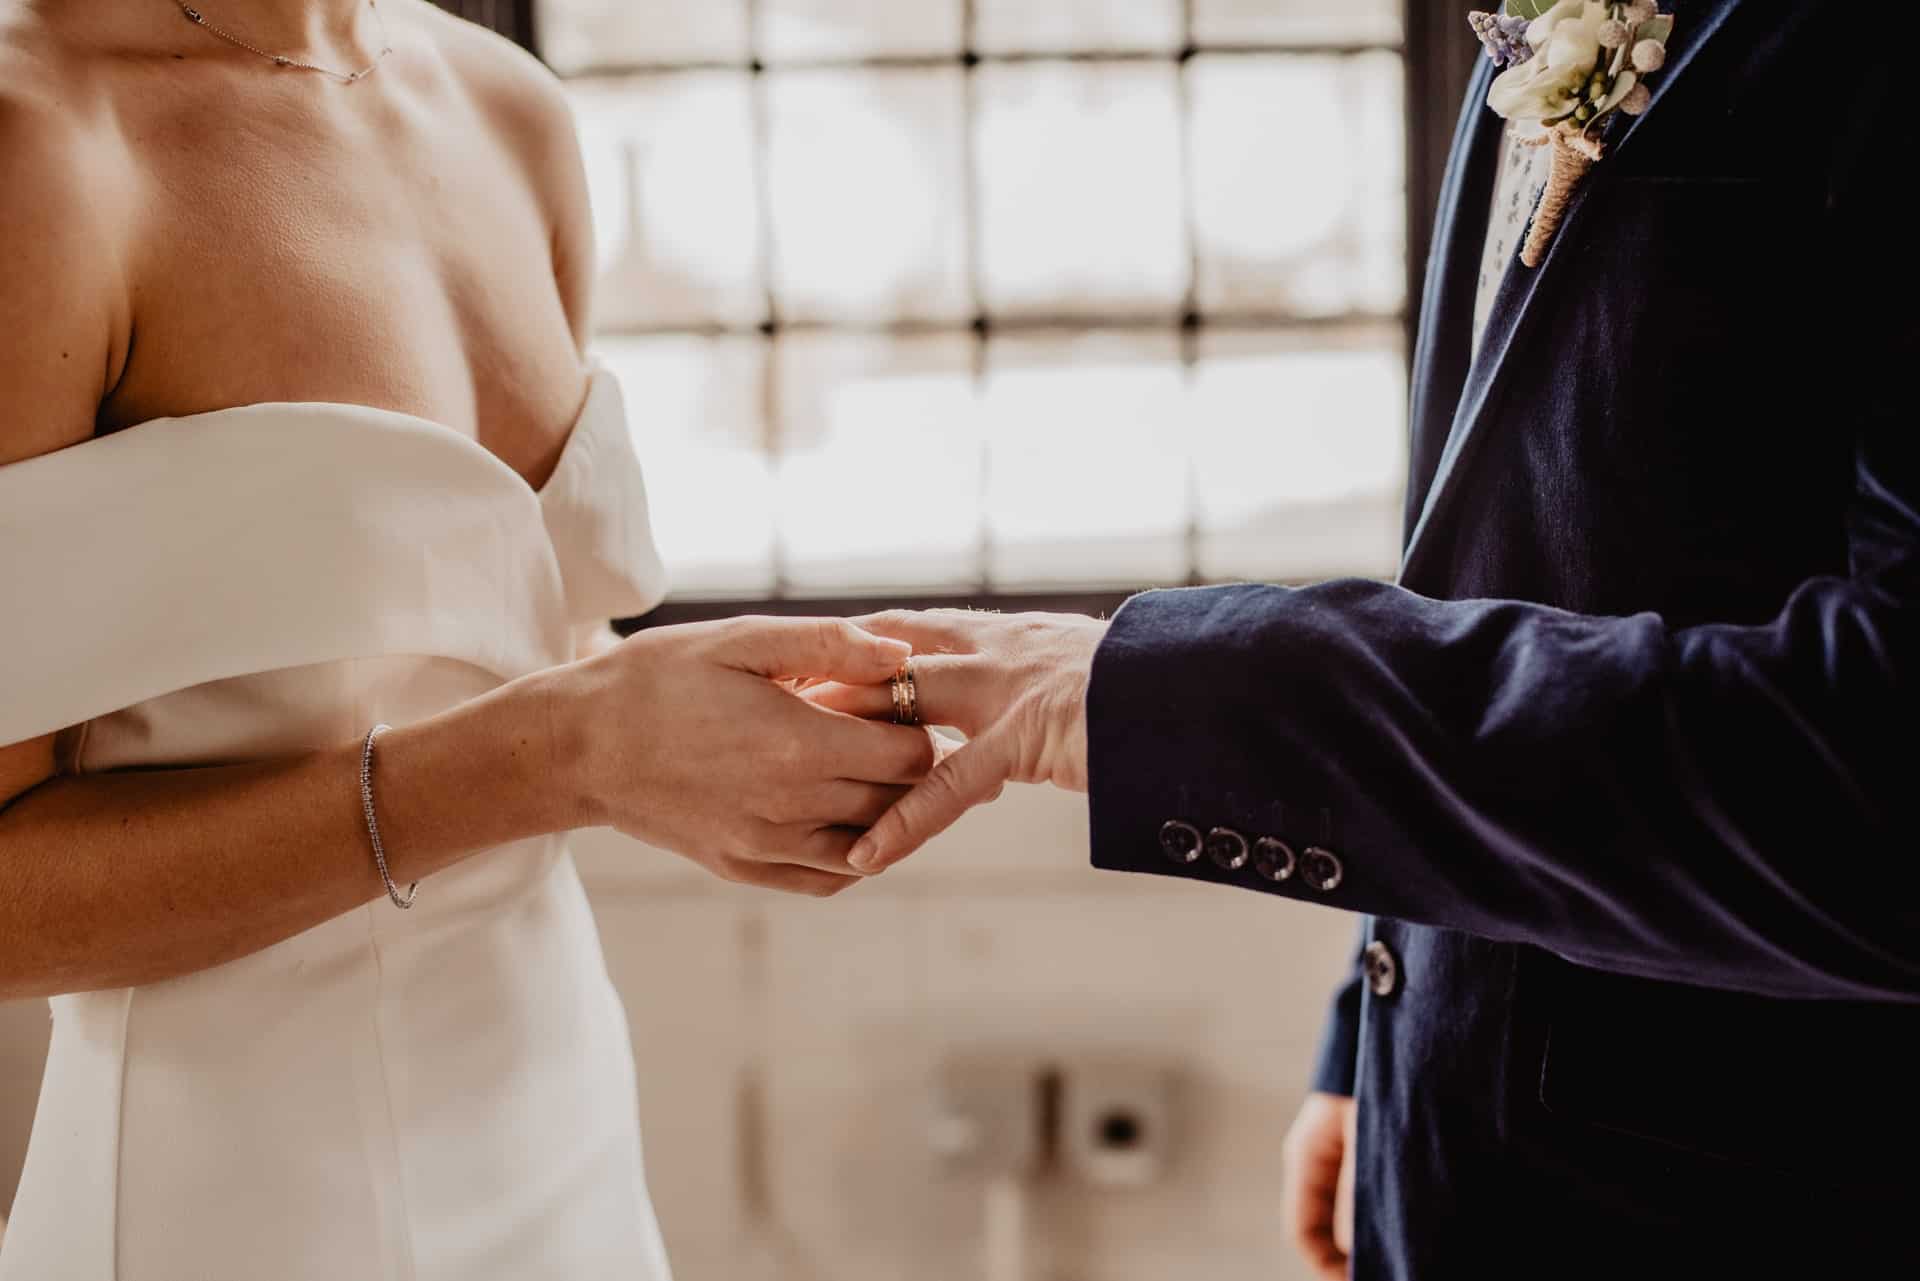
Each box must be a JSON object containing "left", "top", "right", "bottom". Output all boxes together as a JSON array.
[{"left": 1086, "top": 3, "right": 1918, "bottom": 1275}]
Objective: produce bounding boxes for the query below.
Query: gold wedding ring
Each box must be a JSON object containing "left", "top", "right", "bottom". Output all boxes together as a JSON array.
[{"left": 890, "top": 658, "right": 920, "bottom": 726}]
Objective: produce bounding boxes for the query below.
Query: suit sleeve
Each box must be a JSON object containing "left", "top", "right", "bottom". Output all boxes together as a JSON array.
[
  {"left": 1086, "top": 410, "right": 1918, "bottom": 1002},
  {"left": 1087, "top": 55, "right": 1919, "bottom": 1005}
]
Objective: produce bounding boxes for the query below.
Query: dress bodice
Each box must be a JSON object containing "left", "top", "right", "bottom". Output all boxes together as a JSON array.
[{"left": 0, "top": 364, "right": 665, "bottom": 754}]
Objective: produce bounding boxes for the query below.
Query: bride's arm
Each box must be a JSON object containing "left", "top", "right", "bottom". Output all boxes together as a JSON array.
[
  {"left": 1, "top": 617, "right": 935, "bottom": 1001},
  {"left": 0, "top": 676, "right": 581, "bottom": 998}
]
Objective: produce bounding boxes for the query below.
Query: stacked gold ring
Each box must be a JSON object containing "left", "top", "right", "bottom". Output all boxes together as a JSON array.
[{"left": 890, "top": 658, "right": 920, "bottom": 726}]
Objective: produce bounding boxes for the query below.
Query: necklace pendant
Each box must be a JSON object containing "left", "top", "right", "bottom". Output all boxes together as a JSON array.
[
  {"left": 183, "top": 6, "right": 203, "bottom": 21},
  {"left": 274, "top": 55, "right": 291, "bottom": 66}
]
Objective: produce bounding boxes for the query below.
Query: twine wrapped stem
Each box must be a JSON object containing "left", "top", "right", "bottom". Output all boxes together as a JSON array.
[{"left": 1521, "top": 128, "right": 1604, "bottom": 267}]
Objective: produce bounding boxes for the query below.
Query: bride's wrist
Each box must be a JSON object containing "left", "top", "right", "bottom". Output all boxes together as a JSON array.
[{"left": 507, "top": 663, "right": 605, "bottom": 834}]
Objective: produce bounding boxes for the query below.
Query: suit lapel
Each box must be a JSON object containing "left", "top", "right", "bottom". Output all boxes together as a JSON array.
[
  {"left": 1398, "top": 0, "right": 1744, "bottom": 586},
  {"left": 1403, "top": 54, "right": 1505, "bottom": 544}
]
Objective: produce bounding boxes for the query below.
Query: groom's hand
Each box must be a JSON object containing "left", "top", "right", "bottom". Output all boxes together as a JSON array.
[
  {"left": 558, "top": 617, "right": 938, "bottom": 895},
  {"left": 1282, "top": 1092, "right": 1356, "bottom": 1279},
  {"left": 807, "top": 610, "right": 1108, "bottom": 874}
]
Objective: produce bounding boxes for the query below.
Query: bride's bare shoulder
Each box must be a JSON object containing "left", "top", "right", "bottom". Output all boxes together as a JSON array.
[
  {"left": 414, "top": 2, "right": 579, "bottom": 159},
  {"left": 0, "top": 3, "right": 131, "bottom": 206},
  {"left": 0, "top": 6, "right": 131, "bottom": 463},
  {"left": 0, "top": 2, "right": 86, "bottom": 103},
  {"left": 410, "top": 1, "right": 596, "bottom": 336}
]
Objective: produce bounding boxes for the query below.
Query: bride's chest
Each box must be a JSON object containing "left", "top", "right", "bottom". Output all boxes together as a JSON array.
[{"left": 103, "top": 80, "right": 585, "bottom": 483}]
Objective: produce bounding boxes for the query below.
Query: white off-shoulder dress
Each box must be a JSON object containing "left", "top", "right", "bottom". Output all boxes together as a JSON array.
[{"left": 0, "top": 369, "right": 674, "bottom": 1281}]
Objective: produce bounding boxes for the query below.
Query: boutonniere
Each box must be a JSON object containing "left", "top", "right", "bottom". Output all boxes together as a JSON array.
[{"left": 1468, "top": 1, "right": 1676, "bottom": 265}]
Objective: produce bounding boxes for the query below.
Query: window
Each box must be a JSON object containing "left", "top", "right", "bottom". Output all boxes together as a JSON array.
[{"left": 536, "top": 0, "right": 1413, "bottom": 610}]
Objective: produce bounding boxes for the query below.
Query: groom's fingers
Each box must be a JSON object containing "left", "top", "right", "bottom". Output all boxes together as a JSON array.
[
  {"left": 802, "top": 655, "right": 994, "bottom": 732},
  {"left": 898, "top": 654, "right": 992, "bottom": 731},
  {"left": 846, "top": 728, "right": 1011, "bottom": 874}
]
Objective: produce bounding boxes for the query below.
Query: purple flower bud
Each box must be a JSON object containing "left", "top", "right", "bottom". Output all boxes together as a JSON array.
[{"left": 1469, "top": 10, "right": 1536, "bottom": 68}]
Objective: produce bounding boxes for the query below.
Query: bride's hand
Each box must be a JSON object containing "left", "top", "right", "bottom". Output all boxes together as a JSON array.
[{"left": 551, "top": 617, "right": 937, "bottom": 895}]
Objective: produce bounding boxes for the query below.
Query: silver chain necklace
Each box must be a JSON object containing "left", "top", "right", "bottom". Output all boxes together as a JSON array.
[{"left": 174, "top": 1, "right": 394, "bottom": 84}]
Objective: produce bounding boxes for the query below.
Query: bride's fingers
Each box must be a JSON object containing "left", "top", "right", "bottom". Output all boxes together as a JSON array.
[
  {"left": 719, "top": 616, "right": 910, "bottom": 684},
  {"left": 749, "top": 824, "right": 867, "bottom": 876},
  {"left": 812, "top": 716, "right": 939, "bottom": 786},
  {"left": 847, "top": 728, "right": 1012, "bottom": 874},
  {"left": 814, "top": 781, "right": 913, "bottom": 829},
  {"left": 801, "top": 681, "right": 893, "bottom": 719},
  {"left": 850, "top": 609, "right": 983, "bottom": 656},
  {"left": 748, "top": 860, "right": 865, "bottom": 898}
]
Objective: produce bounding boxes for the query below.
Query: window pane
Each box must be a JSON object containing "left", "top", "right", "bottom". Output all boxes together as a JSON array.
[
  {"left": 568, "top": 75, "right": 767, "bottom": 329},
  {"left": 983, "top": 333, "right": 1189, "bottom": 588},
  {"left": 548, "top": 1, "right": 1413, "bottom": 604},
  {"left": 1192, "top": 0, "right": 1401, "bottom": 46},
  {"left": 537, "top": 0, "right": 749, "bottom": 71},
  {"left": 594, "top": 336, "right": 779, "bottom": 598},
  {"left": 1188, "top": 52, "right": 1404, "bottom": 317},
  {"left": 1191, "top": 327, "right": 1406, "bottom": 583},
  {"left": 774, "top": 335, "right": 982, "bottom": 592},
  {"left": 761, "top": 0, "right": 962, "bottom": 60},
  {"left": 976, "top": 64, "right": 1187, "bottom": 318},
  {"left": 973, "top": 0, "right": 1182, "bottom": 53},
  {"left": 766, "top": 69, "right": 970, "bottom": 324}
]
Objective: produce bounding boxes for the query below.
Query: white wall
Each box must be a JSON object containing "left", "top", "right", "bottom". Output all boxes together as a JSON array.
[{"left": 0, "top": 785, "right": 1355, "bottom": 1280}]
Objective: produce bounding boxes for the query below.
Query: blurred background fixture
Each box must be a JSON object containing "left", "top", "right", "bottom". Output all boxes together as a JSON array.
[{"left": 0, "top": 4, "right": 1479, "bottom": 1278}]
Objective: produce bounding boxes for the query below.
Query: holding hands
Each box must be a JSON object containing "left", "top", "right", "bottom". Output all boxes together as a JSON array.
[
  {"left": 553, "top": 609, "right": 1104, "bottom": 895},
  {"left": 805, "top": 610, "right": 1110, "bottom": 874},
  {"left": 553, "top": 617, "right": 937, "bottom": 895}
]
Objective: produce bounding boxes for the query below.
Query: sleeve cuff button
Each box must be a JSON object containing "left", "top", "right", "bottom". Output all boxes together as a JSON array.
[
  {"left": 1204, "top": 827, "right": 1250, "bottom": 870},
  {"left": 1252, "top": 837, "right": 1296, "bottom": 883},
  {"left": 1158, "top": 820, "right": 1203, "bottom": 865},
  {"left": 1300, "top": 846, "right": 1345, "bottom": 893}
]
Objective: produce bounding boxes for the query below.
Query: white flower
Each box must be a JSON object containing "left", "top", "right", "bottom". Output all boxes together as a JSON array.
[
  {"left": 1486, "top": 0, "right": 1610, "bottom": 123},
  {"left": 1595, "top": 68, "right": 1638, "bottom": 113}
]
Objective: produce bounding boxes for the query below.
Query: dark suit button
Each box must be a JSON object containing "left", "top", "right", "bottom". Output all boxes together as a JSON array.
[
  {"left": 1205, "top": 827, "right": 1249, "bottom": 870},
  {"left": 1252, "top": 837, "right": 1296, "bottom": 883},
  {"left": 1158, "top": 820, "right": 1203, "bottom": 865},
  {"left": 1300, "top": 845, "right": 1344, "bottom": 892},
  {"left": 1362, "top": 940, "right": 1399, "bottom": 998}
]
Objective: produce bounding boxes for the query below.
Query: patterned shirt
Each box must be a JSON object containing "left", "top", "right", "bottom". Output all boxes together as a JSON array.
[{"left": 1472, "top": 122, "right": 1554, "bottom": 355}]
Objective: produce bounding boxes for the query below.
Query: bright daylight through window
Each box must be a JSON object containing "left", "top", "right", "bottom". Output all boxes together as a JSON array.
[{"left": 540, "top": 0, "right": 1410, "bottom": 601}]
